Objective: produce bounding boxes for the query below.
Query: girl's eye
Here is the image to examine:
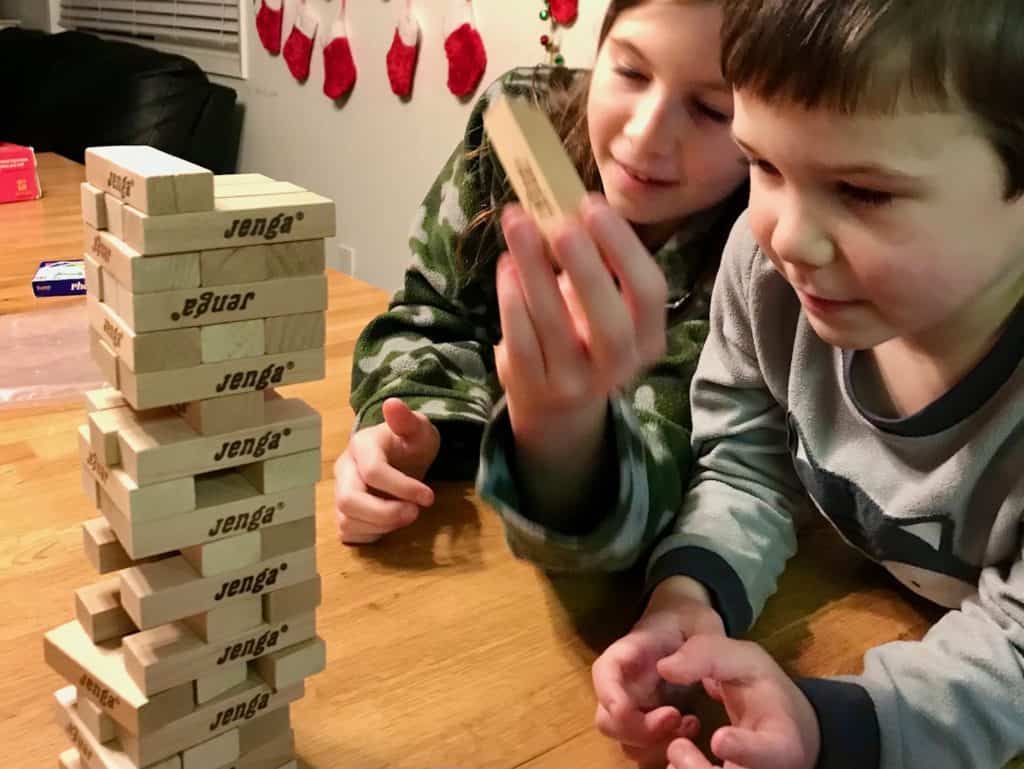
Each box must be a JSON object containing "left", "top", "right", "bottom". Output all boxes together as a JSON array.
[
  {"left": 614, "top": 67, "right": 648, "bottom": 83},
  {"left": 743, "top": 157, "right": 780, "bottom": 177},
  {"left": 694, "top": 101, "right": 730, "bottom": 124},
  {"left": 838, "top": 182, "right": 894, "bottom": 207}
]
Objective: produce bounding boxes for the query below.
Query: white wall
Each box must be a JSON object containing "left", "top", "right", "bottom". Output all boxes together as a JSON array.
[
  {"left": 220, "top": 0, "right": 609, "bottom": 292},
  {"left": 0, "top": 0, "right": 55, "bottom": 30}
]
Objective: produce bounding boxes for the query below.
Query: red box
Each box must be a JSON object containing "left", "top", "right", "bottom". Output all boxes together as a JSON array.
[{"left": 0, "top": 142, "right": 42, "bottom": 204}]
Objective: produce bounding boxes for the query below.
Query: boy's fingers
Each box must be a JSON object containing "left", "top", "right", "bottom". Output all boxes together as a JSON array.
[
  {"left": 666, "top": 737, "right": 714, "bottom": 769},
  {"left": 350, "top": 433, "right": 433, "bottom": 506},
  {"left": 658, "top": 636, "right": 763, "bottom": 686},
  {"left": 712, "top": 726, "right": 795, "bottom": 769},
  {"left": 381, "top": 398, "right": 426, "bottom": 440},
  {"left": 338, "top": 488, "right": 419, "bottom": 531}
]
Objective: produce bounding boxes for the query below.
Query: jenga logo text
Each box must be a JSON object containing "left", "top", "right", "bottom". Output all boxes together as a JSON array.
[
  {"left": 79, "top": 673, "right": 120, "bottom": 710},
  {"left": 66, "top": 723, "right": 95, "bottom": 761},
  {"left": 171, "top": 290, "right": 256, "bottom": 322},
  {"left": 208, "top": 502, "right": 282, "bottom": 537},
  {"left": 107, "top": 171, "right": 134, "bottom": 199},
  {"left": 92, "top": 235, "right": 111, "bottom": 263},
  {"left": 215, "top": 361, "right": 293, "bottom": 393},
  {"left": 515, "top": 159, "right": 554, "bottom": 219},
  {"left": 86, "top": 452, "right": 109, "bottom": 483},
  {"left": 215, "top": 623, "right": 289, "bottom": 665},
  {"left": 212, "top": 428, "right": 291, "bottom": 462},
  {"left": 208, "top": 691, "right": 271, "bottom": 731},
  {"left": 102, "top": 318, "right": 123, "bottom": 348},
  {"left": 213, "top": 561, "right": 287, "bottom": 601},
  {"left": 223, "top": 211, "right": 303, "bottom": 241}
]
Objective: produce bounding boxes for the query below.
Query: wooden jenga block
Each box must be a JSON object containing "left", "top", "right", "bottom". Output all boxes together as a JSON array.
[
  {"left": 264, "top": 312, "right": 325, "bottom": 354},
  {"left": 77, "top": 693, "right": 118, "bottom": 743},
  {"left": 104, "top": 193, "right": 125, "bottom": 239},
  {"left": 44, "top": 621, "right": 195, "bottom": 733},
  {"left": 255, "top": 637, "right": 325, "bottom": 690},
  {"left": 199, "top": 244, "right": 270, "bottom": 287},
  {"left": 102, "top": 470, "right": 314, "bottom": 560},
  {"left": 262, "top": 575, "right": 321, "bottom": 623},
  {"left": 85, "top": 145, "right": 215, "bottom": 215},
  {"left": 81, "top": 182, "right": 108, "bottom": 230},
  {"left": 83, "top": 518, "right": 132, "bottom": 574},
  {"left": 84, "top": 387, "right": 127, "bottom": 413},
  {"left": 262, "top": 239, "right": 325, "bottom": 279},
  {"left": 117, "top": 274, "right": 327, "bottom": 334},
  {"left": 82, "top": 464, "right": 101, "bottom": 508},
  {"left": 201, "top": 319, "right": 265, "bottom": 363},
  {"left": 75, "top": 578, "right": 137, "bottom": 643},
  {"left": 259, "top": 517, "right": 316, "bottom": 559},
  {"left": 241, "top": 449, "right": 321, "bottom": 495},
  {"left": 181, "top": 728, "right": 239, "bottom": 769},
  {"left": 120, "top": 547, "right": 317, "bottom": 629},
  {"left": 58, "top": 747, "right": 83, "bottom": 769},
  {"left": 89, "top": 329, "right": 119, "bottom": 389},
  {"left": 118, "top": 347, "right": 325, "bottom": 410},
  {"left": 195, "top": 660, "right": 248, "bottom": 705},
  {"left": 86, "top": 227, "right": 201, "bottom": 294},
  {"left": 181, "top": 531, "right": 262, "bottom": 577},
  {"left": 121, "top": 191, "right": 335, "bottom": 255},
  {"left": 88, "top": 408, "right": 125, "bottom": 466},
  {"left": 116, "top": 677, "right": 303, "bottom": 767},
  {"left": 84, "top": 253, "right": 105, "bottom": 302},
  {"left": 214, "top": 726, "right": 293, "bottom": 769},
  {"left": 124, "top": 612, "right": 315, "bottom": 695},
  {"left": 213, "top": 173, "right": 273, "bottom": 191},
  {"left": 216, "top": 181, "right": 305, "bottom": 198},
  {"left": 482, "top": 95, "right": 587, "bottom": 236},
  {"left": 79, "top": 427, "right": 197, "bottom": 522},
  {"left": 54, "top": 686, "right": 184, "bottom": 769},
  {"left": 89, "top": 296, "right": 202, "bottom": 373},
  {"left": 176, "top": 391, "right": 266, "bottom": 436},
  {"left": 112, "top": 396, "right": 321, "bottom": 486},
  {"left": 183, "top": 595, "right": 263, "bottom": 644},
  {"left": 237, "top": 709, "right": 290, "bottom": 754}
]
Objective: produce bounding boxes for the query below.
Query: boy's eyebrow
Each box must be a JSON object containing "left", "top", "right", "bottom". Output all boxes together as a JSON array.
[
  {"left": 609, "top": 37, "right": 731, "bottom": 93},
  {"left": 733, "top": 134, "right": 924, "bottom": 182}
]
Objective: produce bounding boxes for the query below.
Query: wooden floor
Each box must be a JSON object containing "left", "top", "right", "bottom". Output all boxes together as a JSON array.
[{"left": 0, "top": 154, "right": 1018, "bottom": 769}]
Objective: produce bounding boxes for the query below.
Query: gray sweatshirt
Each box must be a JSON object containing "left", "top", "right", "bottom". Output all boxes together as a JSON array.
[{"left": 648, "top": 212, "right": 1024, "bottom": 769}]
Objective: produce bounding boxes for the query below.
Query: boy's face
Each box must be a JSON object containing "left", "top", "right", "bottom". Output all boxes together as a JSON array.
[
  {"left": 587, "top": 2, "right": 747, "bottom": 240},
  {"left": 733, "top": 92, "right": 1024, "bottom": 353}
]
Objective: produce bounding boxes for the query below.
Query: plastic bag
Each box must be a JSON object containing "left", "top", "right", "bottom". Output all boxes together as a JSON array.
[{"left": 0, "top": 303, "right": 104, "bottom": 407}]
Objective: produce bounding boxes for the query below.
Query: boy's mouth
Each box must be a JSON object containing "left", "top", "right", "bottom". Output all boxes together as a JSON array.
[{"left": 797, "top": 288, "right": 861, "bottom": 316}]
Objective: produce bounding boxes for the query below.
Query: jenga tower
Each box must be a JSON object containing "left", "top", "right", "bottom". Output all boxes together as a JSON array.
[{"left": 44, "top": 146, "right": 334, "bottom": 769}]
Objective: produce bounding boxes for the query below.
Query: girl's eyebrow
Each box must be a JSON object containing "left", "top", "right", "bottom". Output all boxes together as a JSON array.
[{"left": 609, "top": 36, "right": 730, "bottom": 93}]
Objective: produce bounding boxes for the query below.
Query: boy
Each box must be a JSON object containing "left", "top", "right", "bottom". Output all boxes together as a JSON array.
[{"left": 594, "top": 2, "right": 1024, "bottom": 768}]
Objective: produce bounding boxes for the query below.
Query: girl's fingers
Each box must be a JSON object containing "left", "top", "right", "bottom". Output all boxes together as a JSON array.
[{"left": 495, "top": 252, "right": 547, "bottom": 395}]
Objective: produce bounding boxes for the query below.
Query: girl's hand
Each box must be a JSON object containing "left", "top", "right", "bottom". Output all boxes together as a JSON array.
[{"left": 334, "top": 398, "right": 439, "bottom": 544}]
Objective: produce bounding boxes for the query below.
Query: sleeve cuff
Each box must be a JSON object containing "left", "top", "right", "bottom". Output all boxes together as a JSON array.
[
  {"left": 645, "top": 546, "right": 753, "bottom": 638},
  {"left": 476, "top": 395, "right": 654, "bottom": 573},
  {"left": 794, "top": 678, "right": 881, "bottom": 769}
]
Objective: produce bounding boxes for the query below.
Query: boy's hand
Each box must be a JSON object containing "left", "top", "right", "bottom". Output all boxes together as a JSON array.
[
  {"left": 591, "top": 578, "right": 725, "bottom": 767},
  {"left": 334, "top": 398, "right": 439, "bottom": 544},
  {"left": 658, "top": 636, "right": 820, "bottom": 769},
  {"left": 495, "top": 194, "right": 668, "bottom": 453}
]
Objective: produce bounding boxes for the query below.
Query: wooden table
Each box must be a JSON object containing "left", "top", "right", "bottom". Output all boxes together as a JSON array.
[{"left": 0, "top": 154, "right": 993, "bottom": 768}]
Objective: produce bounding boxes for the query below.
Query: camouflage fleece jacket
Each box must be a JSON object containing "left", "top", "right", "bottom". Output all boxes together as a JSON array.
[{"left": 350, "top": 66, "right": 744, "bottom": 574}]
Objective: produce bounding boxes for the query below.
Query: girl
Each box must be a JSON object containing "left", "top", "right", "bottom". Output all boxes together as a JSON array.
[{"left": 337, "top": 1, "right": 746, "bottom": 760}]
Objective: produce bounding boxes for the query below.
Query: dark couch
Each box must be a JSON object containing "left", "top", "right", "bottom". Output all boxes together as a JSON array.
[{"left": 1, "top": 28, "right": 240, "bottom": 173}]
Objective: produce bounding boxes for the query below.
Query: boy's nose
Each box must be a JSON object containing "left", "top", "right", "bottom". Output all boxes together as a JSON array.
[{"left": 771, "top": 208, "right": 834, "bottom": 268}]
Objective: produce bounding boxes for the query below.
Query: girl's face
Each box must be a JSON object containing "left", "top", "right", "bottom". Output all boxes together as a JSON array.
[{"left": 587, "top": 1, "right": 747, "bottom": 242}]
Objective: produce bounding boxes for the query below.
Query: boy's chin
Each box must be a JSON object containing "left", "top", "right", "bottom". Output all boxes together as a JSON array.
[{"left": 804, "top": 313, "right": 890, "bottom": 352}]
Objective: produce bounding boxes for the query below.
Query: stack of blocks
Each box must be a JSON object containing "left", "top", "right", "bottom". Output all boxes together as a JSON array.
[{"left": 44, "top": 146, "right": 335, "bottom": 769}]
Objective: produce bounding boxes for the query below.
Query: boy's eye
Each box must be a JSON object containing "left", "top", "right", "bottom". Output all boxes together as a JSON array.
[
  {"left": 838, "top": 182, "right": 894, "bottom": 206},
  {"left": 614, "top": 67, "right": 648, "bottom": 83},
  {"left": 694, "top": 101, "right": 730, "bottom": 124}
]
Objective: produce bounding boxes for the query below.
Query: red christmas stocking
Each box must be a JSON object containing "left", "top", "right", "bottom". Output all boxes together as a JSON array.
[
  {"left": 549, "top": 0, "right": 578, "bottom": 25},
  {"left": 255, "top": 0, "right": 283, "bottom": 55},
  {"left": 283, "top": 0, "right": 318, "bottom": 82},
  {"left": 443, "top": 0, "right": 486, "bottom": 98},
  {"left": 386, "top": 1, "right": 420, "bottom": 98},
  {"left": 323, "top": 0, "right": 357, "bottom": 99}
]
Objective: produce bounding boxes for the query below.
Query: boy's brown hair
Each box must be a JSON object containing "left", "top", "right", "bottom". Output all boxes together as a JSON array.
[{"left": 721, "top": 0, "right": 1024, "bottom": 197}]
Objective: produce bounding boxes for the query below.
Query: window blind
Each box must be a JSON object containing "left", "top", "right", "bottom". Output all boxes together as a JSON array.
[{"left": 59, "top": 0, "right": 245, "bottom": 78}]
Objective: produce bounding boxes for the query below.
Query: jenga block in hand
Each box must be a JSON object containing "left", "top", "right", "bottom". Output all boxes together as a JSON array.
[
  {"left": 262, "top": 575, "right": 322, "bottom": 623},
  {"left": 80, "top": 183, "right": 107, "bottom": 230},
  {"left": 120, "top": 548, "right": 317, "bottom": 629},
  {"left": 86, "top": 227, "right": 201, "bottom": 295},
  {"left": 240, "top": 449, "right": 321, "bottom": 495},
  {"left": 44, "top": 622, "right": 195, "bottom": 733},
  {"left": 195, "top": 660, "right": 248, "bottom": 705},
  {"left": 75, "top": 578, "right": 137, "bottom": 643},
  {"left": 181, "top": 531, "right": 262, "bottom": 577},
  {"left": 121, "top": 191, "right": 334, "bottom": 255},
  {"left": 264, "top": 312, "right": 325, "bottom": 354},
  {"left": 176, "top": 391, "right": 266, "bottom": 436},
  {"left": 255, "top": 636, "right": 326, "bottom": 690},
  {"left": 183, "top": 595, "right": 263, "bottom": 644},
  {"left": 482, "top": 95, "right": 587, "bottom": 236},
  {"left": 85, "top": 145, "right": 214, "bottom": 215},
  {"left": 201, "top": 319, "right": 265, "bottom": 363}
]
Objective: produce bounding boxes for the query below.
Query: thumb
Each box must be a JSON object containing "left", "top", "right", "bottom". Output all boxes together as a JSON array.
[
  {"left": 712, "top": 726, "right": 796, "bottom": 769},
  {"left": 657, "top": 636, "right": 762, "bottom": 687},
  {"left": 382, "top": 398, "right": 430, "bottom": 442}
]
